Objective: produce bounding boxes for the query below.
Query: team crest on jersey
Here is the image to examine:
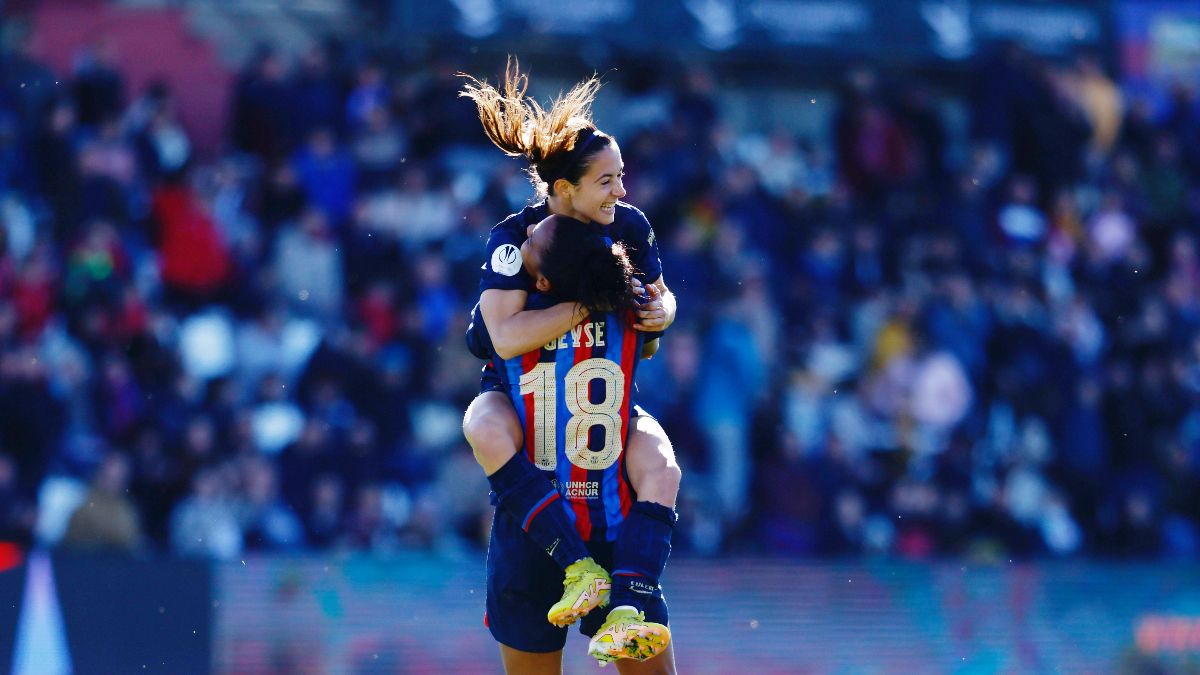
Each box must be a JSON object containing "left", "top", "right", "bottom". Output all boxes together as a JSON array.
[{"left": 491, "top": 244, "right": 523, "bottom": 276}]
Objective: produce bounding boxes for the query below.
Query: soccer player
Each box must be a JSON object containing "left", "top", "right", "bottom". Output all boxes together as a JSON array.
[
  {"left": 460, "top": 60, "right": 680, "bottom": 672},
  {"left": 485, "top": 214, "right": 673, "bottom": 674}
]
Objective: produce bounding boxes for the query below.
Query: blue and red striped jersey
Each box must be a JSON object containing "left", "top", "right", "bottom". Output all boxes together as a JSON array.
[{"left": 495, "top": 308, "right": 646, "bottom": 543}]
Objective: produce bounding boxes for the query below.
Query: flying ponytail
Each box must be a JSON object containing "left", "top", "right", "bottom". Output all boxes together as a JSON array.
[{"left": 459, "top": 57, "right": 613, "bottom": 199}]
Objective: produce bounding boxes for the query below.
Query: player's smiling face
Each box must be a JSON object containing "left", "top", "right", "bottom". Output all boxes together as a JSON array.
[{"left": 561, "top": 143, "right": 625, "bottom": 225}]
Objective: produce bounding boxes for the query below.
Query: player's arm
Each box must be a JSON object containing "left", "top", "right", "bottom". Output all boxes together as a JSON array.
[
  {"left": 480, "top": 288, "right": 587, "bottom": 360},
  {"left": 623, "top": 207, "right": 674, "bottom": 333}
]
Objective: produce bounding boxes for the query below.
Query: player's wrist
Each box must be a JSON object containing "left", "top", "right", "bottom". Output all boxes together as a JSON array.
[
  {"left": 571, "top": 302, "right": 589, "bottom": 324},
  {"left": 661, "top": 295, "right": 677, "bottom": 328}
]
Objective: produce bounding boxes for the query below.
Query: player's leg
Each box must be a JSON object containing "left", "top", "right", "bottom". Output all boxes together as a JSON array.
[
  {"left": 498, "top": 645, "right": 564, "bottom": 675},
  {"left": 463, "top": 389, "right": 524, "bottom": 475},
  {"left": 624, "top": 414, "right": 682, "bottom": 508},
  {"left": 464, "top": 388, "right": 610, "bottom": 625},
  {"left": 602, "top": 413, "right": 679, "bottom": 653}
]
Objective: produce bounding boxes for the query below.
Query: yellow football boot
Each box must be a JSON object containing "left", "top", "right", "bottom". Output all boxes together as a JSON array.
[
  {"left": 587, "top": 606, "right": 670, "bottom": 665},
  {"left": 546, "top": 557, "right": 611, "bottom": 627}
]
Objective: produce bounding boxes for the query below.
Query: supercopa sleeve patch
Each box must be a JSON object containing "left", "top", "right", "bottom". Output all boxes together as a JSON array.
[{"left": 490, "top": 244, "right": 523, "bottom": 277}]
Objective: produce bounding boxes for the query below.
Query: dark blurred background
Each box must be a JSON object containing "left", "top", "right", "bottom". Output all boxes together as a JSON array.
[{"left": 0, "top": 0, "right": 1198, "bottom": 672}]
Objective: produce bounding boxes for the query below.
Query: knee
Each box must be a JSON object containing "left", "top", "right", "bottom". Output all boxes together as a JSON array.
[
  {"left": 629, "top": 436, "right": 682, "bottom": 507},
  {"left": 463, "top": 410, "right": 515, "bottom": 449},
  {"left": 648, "top": 458, "right": 682, "bottom": 499},
  {"left": 463, "top": 400, "right": 521, "bottom": 468},
  {"left": 464, "top": 415, "right": 518, "bottom": 470}
]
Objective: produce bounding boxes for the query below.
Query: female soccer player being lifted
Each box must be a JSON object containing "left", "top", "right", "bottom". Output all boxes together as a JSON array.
[
  {"left": 483, "top": 214, "right": 672, "bottom": 672},
  {"left": 460, "top": 61, "right": 680, "bottom": 673}
]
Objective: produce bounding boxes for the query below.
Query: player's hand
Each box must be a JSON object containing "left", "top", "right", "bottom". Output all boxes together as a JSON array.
[
  {"left": 630, "top": 277, "right": 647, "bottom": 297},
  {"left": 634, "top": 283, "right": 666, "bottom": 331}
]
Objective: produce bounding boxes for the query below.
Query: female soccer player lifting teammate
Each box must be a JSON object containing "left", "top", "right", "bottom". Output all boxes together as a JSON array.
[{"left": 460, "top": 60, "right": 680, "bottom": 672}]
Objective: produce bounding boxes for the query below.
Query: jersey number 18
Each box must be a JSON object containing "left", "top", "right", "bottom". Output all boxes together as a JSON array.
[{"left": 519, "top": 358, "right": 625, "bottom": 471}]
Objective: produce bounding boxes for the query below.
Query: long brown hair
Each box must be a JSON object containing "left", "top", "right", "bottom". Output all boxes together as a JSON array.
[{"left": 459, "top": 57, "right": 613, "bottom": 199}]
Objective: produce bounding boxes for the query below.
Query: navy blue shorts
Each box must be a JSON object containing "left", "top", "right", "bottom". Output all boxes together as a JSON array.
[
  {"left": 485, "top": 509, "right": 669, "bottom": 653},
  {"left": 480, "top": 362, "right": 506, "bottom": 394}
]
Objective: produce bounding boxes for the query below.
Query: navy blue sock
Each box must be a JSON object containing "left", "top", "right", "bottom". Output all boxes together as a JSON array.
[
  {"left": 610, "top": 501, "right": 676, "bottom": 612},
  {"left": 488, "top": 453, "right": 589, "bottom": 570}
]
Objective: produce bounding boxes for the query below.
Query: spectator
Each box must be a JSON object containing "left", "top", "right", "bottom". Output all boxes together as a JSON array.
[
  {"left": 344, "top": 60, "right": 388, "bottom": 133},
  {"left": 351, "top": 103, "right": 407, "bottom": 190},
  {"left": 61, "top": 451, "right": 141, "bottom": 553},
  {"left": 358, "top": 165, "right": 456, "bottom": 246},
  {"left": 152, "top": 177, "right": 232, "bottom": 305},
  {"left": 304, "top": 473, "right": 344, "bottom": 549},
  {"left": 70, "top": 39, "right": 124, "bottom": 129},
  {"left": 274, "top": 208, "right": 344, "bottom": 322},
  {"left": 131, "top": 82, "right": 191, "bottom": 181},
  {"left": 340, "top": 483, "right": 398, "bottom": 553},
  {"left": 230, "top": 46, "right": 294, "bottom": 160},
  {"left": 292, "top": 127, "right": 356, "bottom": 227},
  {"left": 1071, "top": 51, "right": 1124, "bottom": 157},
  {"left": 694, "top": 277, "right": 770, "bottom": 531},
  {"left": 235, "top": 456, "right": 304, "bottom": 551},
  {"left": 170, "top": 466, "right": 242, "bottom": 559},
  {"left": 292, "top": 45, "right": 342, "bottom": 141},
  {"left": 996, "top": 175, "right": 1047, "bottom": 247},
  {"left": 32, "top": 99, "right": 84, "bottom": 234}
]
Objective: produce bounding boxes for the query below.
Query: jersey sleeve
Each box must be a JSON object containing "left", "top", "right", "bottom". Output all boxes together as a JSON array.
[
  {"left": 622, "top": 205, "right": 663, "bottom": 282},
  {"left": 479, "top": 217, "right": 534, "bottom": 293},
  {"left": 465, "top": 301, "right": 494, "bottom": 359}
]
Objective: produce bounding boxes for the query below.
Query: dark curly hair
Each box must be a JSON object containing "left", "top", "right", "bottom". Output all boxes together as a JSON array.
[{"left": 538, "top": 215, "right": 639, "bottom": 317}]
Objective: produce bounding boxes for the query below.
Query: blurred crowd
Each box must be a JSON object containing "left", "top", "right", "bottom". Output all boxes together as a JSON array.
[{"left": 0, "top": 30, "right": 1197, "bottom": 561}]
